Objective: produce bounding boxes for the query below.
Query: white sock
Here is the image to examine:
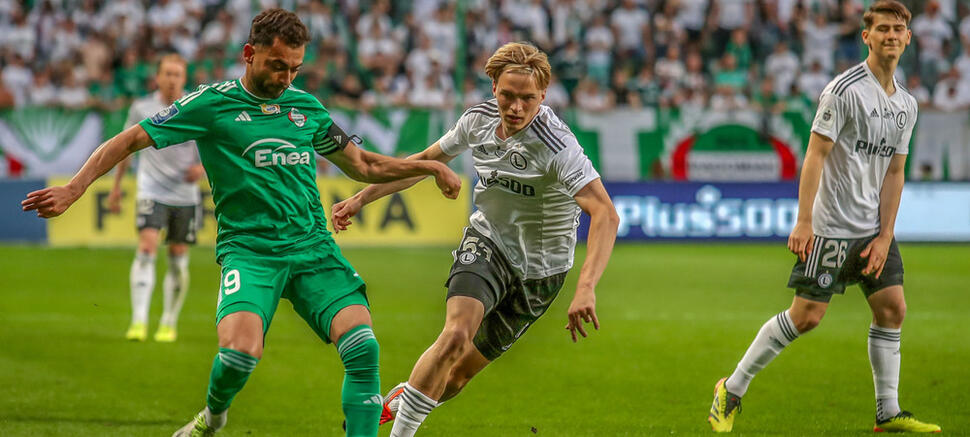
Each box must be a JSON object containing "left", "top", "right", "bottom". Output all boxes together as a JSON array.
[
  {"left": 390, "top": 382, "right": 437, "bottom": 437},
  {"left": 203, "top": 406, "right": 227, "bottom": 430},
  {"left": 129, "top": 252, "right": 156, "bottom": 325},
  {"left": 160, "top": 254, "right": 190, "bottom": 327},
  {"left": 869, "top": 324, "right": 902, "bottom": 422},
  {"left": 725, "top": 310, "right": 800, "bottom": 397}
]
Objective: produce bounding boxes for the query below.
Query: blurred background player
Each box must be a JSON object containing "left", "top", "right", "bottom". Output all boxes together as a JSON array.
[
  {"left": 707, "top": 1, "right": 940, "bottom": 433},
  {"left": 22, "top": 8, "right": 461, "bottom": 437},
  {"left": 107, "top": 53, "right": 204, "bottom": 343},
  {"left": 332, "top": 42, "right": 619, "bottom": 437}
]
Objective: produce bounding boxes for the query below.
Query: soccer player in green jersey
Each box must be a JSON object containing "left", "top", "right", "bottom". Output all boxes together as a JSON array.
[{"left": 22, "top": 9, "right": 460, "bottom": 437}]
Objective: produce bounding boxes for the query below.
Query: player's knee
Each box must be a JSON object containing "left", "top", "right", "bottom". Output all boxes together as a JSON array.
[
  {"left": 218, "top": 333, "right": 263, "bottom": 359},
  {"left": 138, "top": 236, "right": 159, "bottom": 254},
  {"left": 435, "top": 328, "right": 471, "bottom": 361},
  {"left": 874, "top": 302, "right": 906, "bottom": 328},
  {"left": 338, "top": 325, "right": 379, "bottom": 375},
  {"left": 169, "top": 244, "right": 189, "bottom": 257},
  {"left": 791, "top": 311, "right": 825, "bottom": 333}
]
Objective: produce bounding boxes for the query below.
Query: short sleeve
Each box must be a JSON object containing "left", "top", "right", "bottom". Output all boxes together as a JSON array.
[
  {"left": 811, "top": 93, "right": 848, "bottom": 142},
  {"left": 438, "top": 112, "right": 475, "bottom": 156},
  {"left": 550, "top": 136, "right": 600, "bottom": 197},
  {"left": 896, "top": 100, "right": 918, "bottom": 155},
  {"left": 139, "top": 86, "right": 215, "bottom": 149}
]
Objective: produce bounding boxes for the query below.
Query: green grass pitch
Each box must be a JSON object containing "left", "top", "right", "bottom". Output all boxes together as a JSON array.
[{"left": 1, "top": 243, "right": 967, "bottom": 436}]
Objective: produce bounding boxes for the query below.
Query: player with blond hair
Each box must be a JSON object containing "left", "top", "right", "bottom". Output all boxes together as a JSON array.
[
  {"left": 108, "top": 53, "right": 203, "bottom": 343},
  {"left": 332, "top": 42, "right": 619, "bottom": 437},
  {"left": 707, "top": 1, "right": 940, "bottom": 433}
]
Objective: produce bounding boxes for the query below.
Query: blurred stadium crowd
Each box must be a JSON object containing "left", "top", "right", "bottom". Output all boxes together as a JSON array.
[{"left": 1, "top": 0, "right": 969, "bottom": 112}]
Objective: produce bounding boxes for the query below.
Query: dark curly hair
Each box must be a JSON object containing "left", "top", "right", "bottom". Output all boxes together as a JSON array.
[{"left": 248, "top": 8, "right": 310, "bottom": 47}]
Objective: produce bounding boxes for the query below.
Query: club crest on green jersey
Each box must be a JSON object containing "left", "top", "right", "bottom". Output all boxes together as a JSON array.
[
  {"left": 260, "top": 104, "right": 281, "bottom": 114},
  {"left": 288, "top": 108, "right": 306, "bottom": 127},
  {"left": 242, "top": 138, "right": 311, "bottom": 168},
  {"left": 149, "top": 104, "right": 179, "bottom": 125}
]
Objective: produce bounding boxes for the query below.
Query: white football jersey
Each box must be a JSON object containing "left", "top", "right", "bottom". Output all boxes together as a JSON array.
[
  {"left": 810, "top": 62, "right": 918, "bottom": 238},
  {"left": 127, "top": 92, "right": 201, "bottom": 206},
  {"left": 439, "top": 100, "right": 600, "bottom": 279}
]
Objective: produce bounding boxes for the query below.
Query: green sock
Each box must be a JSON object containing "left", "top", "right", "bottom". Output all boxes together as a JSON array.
[
  {"left": 337, "top": 325, "right": 381, "bottom": 437},
  {"left": 206, "top": 347, "right": 259, "bottom": 414}
]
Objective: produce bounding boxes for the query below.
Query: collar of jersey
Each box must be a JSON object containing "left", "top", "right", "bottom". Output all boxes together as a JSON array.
[
  {"left": 236, "top": 78, "right": 283, "bottom": 102},
  {"left": 861, "top": 62, "right": 901, "bottom": 100}
]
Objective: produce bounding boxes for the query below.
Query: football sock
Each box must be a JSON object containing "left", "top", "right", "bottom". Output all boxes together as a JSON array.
[
  {"left": 206, "top": 347, "right": 259, "bottom": 415},
  {"left": 869, "top": 324, "right": 902, "bottom": 422},
  {"left": 389, "top": 383, "right": 437, "bottom": 437},
  {"left": 202, "top": 406, "right": 227, "bottom": 430},
  {"left": 129, "top": 252, "right": 156, "bottom": 325},
  {"left": 337, "top": 325, "right": 381, "bottom": 437},
  {"left": 160, "top": 253, "right": 189, "bottom": 327},
  {"left": 726, "top": 310, "right": 800, "bottom": 397}
]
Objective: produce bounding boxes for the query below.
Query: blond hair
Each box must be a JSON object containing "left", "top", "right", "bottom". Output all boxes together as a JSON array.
[
  {"left": 863, "top": 0, "right": 911, "bottom": 29},
  {"left": 484, "top": 42, "right": 551, "bottom": 90}
]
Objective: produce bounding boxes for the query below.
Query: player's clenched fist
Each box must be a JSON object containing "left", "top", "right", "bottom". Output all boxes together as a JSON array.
[
  {"left": 432, "top": 163, "right": 461, "bottom": 199},
  {"left": 331, "top": 197, "right": 362, "bottom": 234}
]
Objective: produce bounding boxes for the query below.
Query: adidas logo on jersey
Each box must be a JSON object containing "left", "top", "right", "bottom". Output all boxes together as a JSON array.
[
  {"left": 235, "top": 112, "right": 252, "bottom": 122},
  {"left": 870, "top": 108, "right": 879, "bottom": 118}
]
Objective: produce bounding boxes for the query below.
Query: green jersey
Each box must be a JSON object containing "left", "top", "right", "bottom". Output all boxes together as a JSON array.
[{"left": 139, "top": 79, "right": 350, "bottom": 258}]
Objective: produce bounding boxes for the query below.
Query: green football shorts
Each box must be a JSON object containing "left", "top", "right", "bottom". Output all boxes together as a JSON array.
[
  {"left": 787, "top": 233, "right": 904, "bottom": 303},
  {"left": 215, "top": 244, "right": 367, "bottom": 343}
]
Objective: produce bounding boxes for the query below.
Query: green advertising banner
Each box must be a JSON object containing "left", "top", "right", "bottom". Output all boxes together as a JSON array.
[{"left": 0, "top": 105, "right": 857, "bottom": 181}]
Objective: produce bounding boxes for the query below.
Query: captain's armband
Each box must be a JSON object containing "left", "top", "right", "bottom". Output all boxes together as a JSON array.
[{"left": 314, "top": 122, "right": 362, "bottom": 155}]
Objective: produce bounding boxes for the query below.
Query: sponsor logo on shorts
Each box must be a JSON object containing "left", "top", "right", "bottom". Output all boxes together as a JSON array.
[
  {"left": 459, "top": 251, "right": 477, "bottom": 265},
  {"left": 818, "top": 272, "right": 833, "bottom": 288}
]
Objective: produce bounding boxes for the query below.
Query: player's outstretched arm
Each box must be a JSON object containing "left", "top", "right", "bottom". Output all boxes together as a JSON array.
[
  {"left": 22, "top": 124, "right": 155, "bottom": 218},
  {"left": 330, "top": 142, "right": 457, "bottom": 233},
  {"left": 565, "top": 179, "right": 620, "bottom": 343},
  {"left": 325, "top": 142, "right": 459, "bottom": 193},
  {"left": 788, "top": 132, "right": 835, "bottom": 262},
  {"left": 861, "top": 153, "right": 907, "bottom": 278}
]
